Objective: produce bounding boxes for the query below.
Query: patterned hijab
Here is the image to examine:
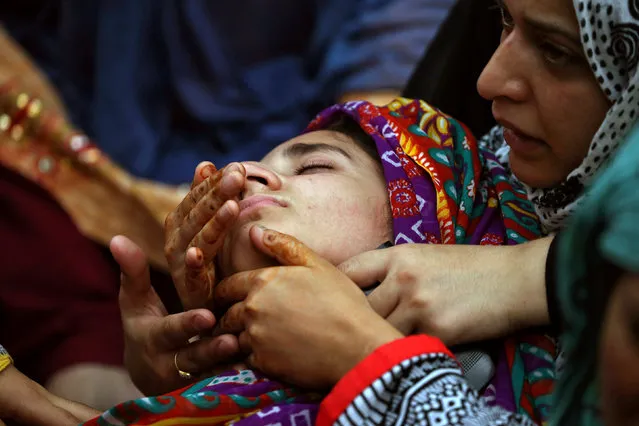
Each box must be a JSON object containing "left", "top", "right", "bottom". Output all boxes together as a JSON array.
[
  {"left": 482, "top": 0, "right": 639, "bottom": 232},
  {"left": 552, "top": 123, "right": 639, "bottom": 426},
  {"left": 306, "top": 98, "right": 541, "bottom": 246},
  {"left": 308, "top": 98, "right": 554, "bottom": 424}
]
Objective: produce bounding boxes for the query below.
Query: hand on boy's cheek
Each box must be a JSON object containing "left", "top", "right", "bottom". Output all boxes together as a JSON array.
[
  {"left": 165, "top": 161, "right": 245, "bottom": 310},
  {"left": 214, "top": 226, "right": 403, "bottom": 389}
]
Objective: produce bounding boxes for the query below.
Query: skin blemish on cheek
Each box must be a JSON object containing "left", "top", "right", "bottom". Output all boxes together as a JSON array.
[{"left": 342, "top": 200, "right": 363, "bottom": 216}]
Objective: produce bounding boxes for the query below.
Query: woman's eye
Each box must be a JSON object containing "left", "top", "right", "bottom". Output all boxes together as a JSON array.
[
  {"left": 540, "top": 41, "right": 574, "bottom": 66},
  {"left": 499, "top": 6, "right": 514, "bottom": 32},
  {"left": 294, "top": 163, "right": 334, "bottom": 175}
]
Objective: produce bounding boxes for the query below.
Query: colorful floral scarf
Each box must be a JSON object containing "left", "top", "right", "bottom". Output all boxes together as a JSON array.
[
  {"left": 84, "top": 370, "right": 320, "bottom": 426},
  {"left": 309, "top": 98, "right": 553, "bottom": 424},
  {"left": 85, "top": 98, "right": 552, "bottom": 425}
]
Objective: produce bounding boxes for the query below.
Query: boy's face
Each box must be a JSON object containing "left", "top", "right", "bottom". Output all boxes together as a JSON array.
[{"left": 219, "top": 129, "right": 392, "bottom": 276}]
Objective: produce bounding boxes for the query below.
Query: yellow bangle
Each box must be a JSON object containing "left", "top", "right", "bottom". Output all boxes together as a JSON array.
[{"left": 0, "top": 345, "right": 12, "bottom": 373}]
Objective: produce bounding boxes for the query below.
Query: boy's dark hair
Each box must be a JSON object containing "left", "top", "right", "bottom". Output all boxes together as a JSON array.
[{"left": 324, "top": 116, "right": 381, "bottom": 167}]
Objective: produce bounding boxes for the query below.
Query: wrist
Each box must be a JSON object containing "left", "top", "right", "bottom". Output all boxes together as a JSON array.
[
  {"left": 505, "top": 238, "right": 552, "bottom": 331},
  {"left": 333, "top": 312, "right": 403, "bottom": 384}
]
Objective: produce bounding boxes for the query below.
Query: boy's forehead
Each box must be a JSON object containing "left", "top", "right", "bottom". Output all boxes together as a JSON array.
[{"left": 260, "top": 130, "right": 360, "bottom": 163}]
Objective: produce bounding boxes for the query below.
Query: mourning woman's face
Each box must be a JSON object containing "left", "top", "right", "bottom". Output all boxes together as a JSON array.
[{"left": 477, "top": 0, "right": 610, "bottom": 188}]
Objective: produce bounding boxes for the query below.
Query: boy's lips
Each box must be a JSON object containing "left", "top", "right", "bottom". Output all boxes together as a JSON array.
[{"left": 238, "top": 195, "right": 286, "bottom": 220}]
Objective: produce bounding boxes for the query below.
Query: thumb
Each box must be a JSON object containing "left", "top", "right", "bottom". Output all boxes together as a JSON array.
[
  {"left": 248, "top": 226, "right": 323, "bottom": 267},
  {"left": 337, "top": 249, "right": 389, "bottom": 288},
  {"left": 110, "top": 235, "right": 158, "bottom": 307}
]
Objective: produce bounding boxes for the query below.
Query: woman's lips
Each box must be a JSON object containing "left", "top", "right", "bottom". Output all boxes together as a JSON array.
[
  {"left": 237, "top": 195, "right": 285, "bottom": 220},
  {"left": 502, "top": 127, "right": 547, "bottom": 156}
]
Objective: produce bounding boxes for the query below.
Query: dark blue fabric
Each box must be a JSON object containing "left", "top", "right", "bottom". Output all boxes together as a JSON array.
[{"left": 1, "top": 0, "right": 453, "bottom": 183}]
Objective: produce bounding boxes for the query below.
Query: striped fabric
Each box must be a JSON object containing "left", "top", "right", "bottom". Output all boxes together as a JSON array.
[{"left": 318, "top": 336, "right": 536, "bottom": 426}]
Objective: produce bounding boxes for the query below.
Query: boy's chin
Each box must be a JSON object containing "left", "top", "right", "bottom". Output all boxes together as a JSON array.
[
  {"left": 221, "top": 242, "right": 279, "bottom": 276},
  {"left": 221, "top": 221, "right": 291, "bottom": 275}
]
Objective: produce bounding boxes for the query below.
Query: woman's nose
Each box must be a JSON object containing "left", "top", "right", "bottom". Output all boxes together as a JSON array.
[
  {"left": 477, "top": 30, "right": 530, "bottom": 104},
  {"left": 241, "top": 162, "right": 282, "bottom": 196}
]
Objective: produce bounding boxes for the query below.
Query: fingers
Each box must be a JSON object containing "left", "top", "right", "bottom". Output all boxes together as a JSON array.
[
  {"left": 238, "top": 331, "right": 251, "bottom": 354},
  {"left": 215, "top": 270, "right": 268, "bottom": 307},
  {"left": 149, "top": 309, "right": 216, "bottom": 350},
  {"left": 366, "top": 282, "right": 401, "bottom": 319},
  {"left": 165, "top": 163, "right": 245, "bottom": 309},
  {"left": 191, "top": 161, "right": 217, "bottom": 189},
  {"left": 174, "top": 334, "right": 241, "bottom": 375},
  {"left": 180, "top": 181, "right": 242, "bottom": 242},
  {"left": 249, "top": 226, "right": 323, "bottom": 268},
  {"left": 217, "top": 302, "right": 246, "bottom": 335},
  {"left": 183, "top": 247, "right": 212, "bottom": 297},
  {"left": 166, "top": 167, "right": 244, "bottom": 280},
  {"left": 384, "top": 303, "right": 415, "bottom": 335},
  {"left": 337, "top": 249, "right": 389, "bottom": 287},
  {"left": 169, "top": 162, "right": 245, "bottom": 229},
  {"left": 110, "top": 236, "right": 161, "bottom": 312},
  {"left": 110, "top": 236, "right": 149, "bottom": 288},
  {"left": 189, "top": 199, "right": 240, "bottom": 260},
  {"left": 170, "top": 170, "right": 223, "bottom": 229},
  {"left": 179, "top": 247, "right": 217, "bottom": 310}
]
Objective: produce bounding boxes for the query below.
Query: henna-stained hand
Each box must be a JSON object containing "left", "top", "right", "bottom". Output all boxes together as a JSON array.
[
  {"left": 214, "top": 227, "right": 403, "bottom": 389},
  {"left": 164, "top": 161, "right": 246, "bottom": 310}
]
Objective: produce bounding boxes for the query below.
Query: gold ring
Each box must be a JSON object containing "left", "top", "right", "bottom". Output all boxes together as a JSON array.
[{"left": 174, "top": 352, "right": 193, "bottom": 380}]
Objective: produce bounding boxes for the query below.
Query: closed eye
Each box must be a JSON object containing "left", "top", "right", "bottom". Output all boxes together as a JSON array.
[
  {"left": 294, "top": 161, "right": 334, "bottom": 175},
  {"left": 538, "top": 40, "right": 575, "bottom": 65}
]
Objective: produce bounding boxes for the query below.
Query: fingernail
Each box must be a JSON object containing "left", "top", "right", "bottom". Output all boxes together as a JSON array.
[
  {"left": 200, "top": 166, "right": 213, "bottom": 179},
  {"left": 196, "top": 250, "right": 203, "bottom": 263},
  {"left": 252, "top": 225, "right": 265, "bottom": 241},
  {"left": 219, "top": 201, "right": 234, "bottom": 221},
  {"left": 186, "top": 247, "right": 204, "bottom": 267},
  {"left": 225, "top": 163, "right": 240, "bottom": 175}
]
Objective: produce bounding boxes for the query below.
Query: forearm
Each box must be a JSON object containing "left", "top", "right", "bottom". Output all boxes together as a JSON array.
[
  {"left": 46, "top": 391, "right": 101, "bottom": 422},
  {"left": 504, "top": 236, "right": 554, "bottom": 331},
  {"left": 0, "top": 366, "right": 81, "bottom": 426},
  {"left": 317, "top": 336, "right": 535, "bottom": 426}
]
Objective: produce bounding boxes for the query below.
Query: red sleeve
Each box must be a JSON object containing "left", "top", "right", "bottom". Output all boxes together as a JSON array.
[{"left": 317, "top": 335, "right": 454, "bottom": 426}]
